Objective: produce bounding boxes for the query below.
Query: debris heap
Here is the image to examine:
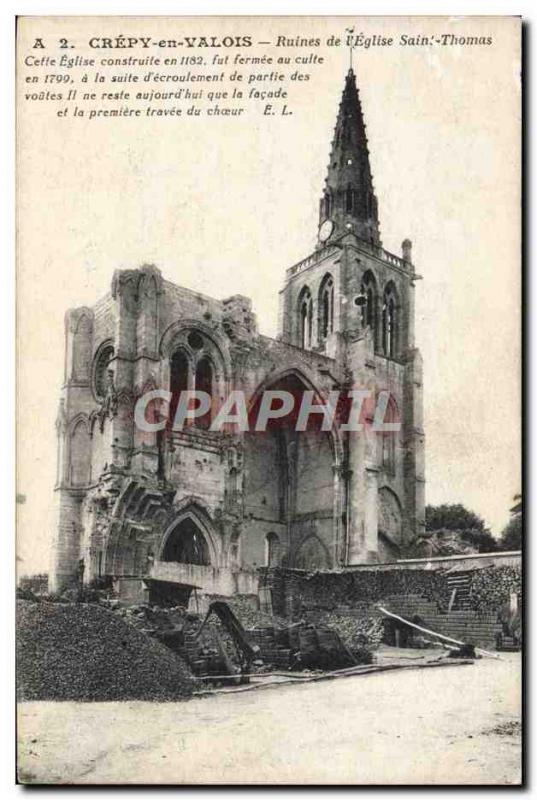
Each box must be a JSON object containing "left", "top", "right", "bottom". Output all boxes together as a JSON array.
[{"left": 17, "top": 600, "right": 194, "bottom": 701}]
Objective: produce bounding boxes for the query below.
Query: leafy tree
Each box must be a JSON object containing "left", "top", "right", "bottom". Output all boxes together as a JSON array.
[
  {"left": 462, "top": 528, "right": 500, "bottom": 553},
  {"left": 425, "top": 503, "right": 499, "bottom": 553},
  {"left": 499, "top": 515, "right": 522, "bottom": 551},
  {"left": 495, "top": 493, "right": 522, "bottom": 551},
  {"left": 426, "top": 503, "right": 486, "bottom": 532}
]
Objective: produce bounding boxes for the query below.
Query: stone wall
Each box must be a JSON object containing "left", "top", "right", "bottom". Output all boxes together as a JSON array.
[
  {"left": 53, "top": 255, "right": 424, "bottom": 590},
  {"left": 150, "top": 560, "right": 259, "bottom": 599},
  {"left": 50, "top": 490, "right": 85, "bottom": 593},
  {"left": 264, "top": 560, "right": 522, "bottom": 625},
  {"left": 278, "top": 567, "right": 451, "bottom": 618},
  {"left": 468, "top": 565, "right": 522, "bottom": 613}
]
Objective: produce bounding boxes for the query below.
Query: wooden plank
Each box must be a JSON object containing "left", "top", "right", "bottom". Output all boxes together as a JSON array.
[
  {"left": 192, "top": 659, "right": 474, "bottom": 697},
  {"left": 377, "top": 605, "right": 502, "bottom": 660}
]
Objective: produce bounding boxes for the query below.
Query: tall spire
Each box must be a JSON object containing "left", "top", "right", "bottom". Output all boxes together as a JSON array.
[{"left": 318, "top": 68, "right": 381, "bottom": 247}]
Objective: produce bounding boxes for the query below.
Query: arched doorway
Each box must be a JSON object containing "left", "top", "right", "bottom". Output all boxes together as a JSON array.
[
  {"left": 294, "top": 534, "right": 331, "bottom": 570},
  {"left": 161, "top": 516, "right": 211, "bottom": 566}
]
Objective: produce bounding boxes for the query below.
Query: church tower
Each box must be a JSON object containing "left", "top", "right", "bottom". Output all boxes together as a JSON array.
[
  {"left": 279, "top": 64, "right": 426, "bottom": 563},
  {"left": 50, "top": 62, "right": 426, "bottom": 597}
]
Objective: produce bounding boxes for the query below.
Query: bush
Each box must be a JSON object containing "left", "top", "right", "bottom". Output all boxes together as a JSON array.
[{"left": 499, "top": 516, "right": 522, "bottom": 551}]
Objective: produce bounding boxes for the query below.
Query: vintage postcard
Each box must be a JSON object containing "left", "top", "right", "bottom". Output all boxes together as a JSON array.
[{"left": 16, "top": 15, "right": 522, "bottom": 785}]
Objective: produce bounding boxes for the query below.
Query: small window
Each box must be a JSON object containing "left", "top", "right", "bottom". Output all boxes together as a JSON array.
[
  {"left": 324, "top": 192, "right": 331, "bottom": 219},
  {"left": 381, "top": 396, "right": 399, "bottom": 475},
  {"left": 360, "top": 272, "right": 378, "bottom": 349},
  {"left": 188, "top": 331, "right": 204, "bottom": 351},
  {"left": 70, "top": 420, "right": 90, "bottom": 486},
  {"left": 382, "top": 283, "right": 399, "bottom": 359},
  {"left": 170, "top": 349, "right": 189, "bottom": 425},
  {"left": 93, "top": 344, "right": 114, "bottom": 400},
  {"left": 227, "top": 467, "right": 239, "bottom": 508},
  {"left": 346, "top": 184, "right": 354, "bottom": 214},
  {"left": 265, "top": 532, "right": 281, "bottom": 567},
  {"left": 195, "top": 356, "right": 213, "bottom": 429},
  {"left": 319, "top": 275, "right": 334, "bottom": 342},
  {"left": 298, "top": 287, "right": 313, "bottom": 349}
]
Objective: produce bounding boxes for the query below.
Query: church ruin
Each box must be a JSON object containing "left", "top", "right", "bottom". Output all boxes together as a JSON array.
[{"left": 50, "top": 68, "right": 426, "bottom": 600}]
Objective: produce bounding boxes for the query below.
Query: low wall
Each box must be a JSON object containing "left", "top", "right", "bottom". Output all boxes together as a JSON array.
[
  {"left": 260, "top": 554, "right": 522, "bottom": 623},
  {"left": 113, "top": 577, "right": 149, "bottom": 602},
  {"left": 344, "top": 551, "right": 522, "bottom": 573},
  {"left": 18, "top": 574, "right": 49, "bottom": 595},
  {"left": 150, "top": 561, "right": 259, "bottom": 598}
]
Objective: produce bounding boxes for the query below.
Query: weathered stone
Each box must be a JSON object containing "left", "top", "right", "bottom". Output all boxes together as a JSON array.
[{"left": 50, "top": 69, "right": 425, "bottom": 598}]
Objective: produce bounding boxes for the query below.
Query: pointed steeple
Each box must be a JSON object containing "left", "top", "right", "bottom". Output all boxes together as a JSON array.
[{"left": 318, "top": 68, "right": 381, "bottom": 247}]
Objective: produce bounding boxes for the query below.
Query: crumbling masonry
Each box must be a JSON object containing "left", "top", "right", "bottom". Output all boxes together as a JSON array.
[{"left": 50, "top": 68, "right": 426, "bottom": 599}]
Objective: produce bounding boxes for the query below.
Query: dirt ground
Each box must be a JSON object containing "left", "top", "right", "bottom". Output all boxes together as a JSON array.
[{"left": 17, "top": 651, "right": 522, "bottom": 785}]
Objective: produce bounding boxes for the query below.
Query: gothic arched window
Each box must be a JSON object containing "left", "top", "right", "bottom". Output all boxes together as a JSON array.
[
  {"left": 298, "top": 287, "right": 313, "bottom": 349},
  {"left": 319, "top": 274, "right": 334, "bottom": 342},
  {"left": 381, "top": 395, "right": 399, "bottom": 475},
  {"left": 93, "top": 343, "right": 114, "bottom": 400},
  {"left": 195, "top": 356, "right": 213, "bottom": 429},
  {"left": 71, "top": 314, "right": 93, "bottom": 383},
  {"left": 162, "top": 517, "right": 210, "bottom": 566},
  {"left": 294, "top": 534, "right": 331, "bottom": 570},
  {"left": 166, "top": 327, "right": 226, "bottom": 435},
  {"left": 360, "top": 271, "right": 378, "bottom": 348},
  {"left": 170, "top": 348, "right": 190, "bottom": 425},
  {"left": 382, "top": 282, "right": 399, "bottom": 359},
  {"left": 70, "top": 419, "right": 91, "bottom": 487},
  {"left": 227, "top": 467, "right": 239, "bottom": 509}
]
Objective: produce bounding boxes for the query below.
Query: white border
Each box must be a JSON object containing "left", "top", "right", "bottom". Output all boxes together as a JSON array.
[{"left": 3, "top": 2, "right": 531, "bottom": 797}]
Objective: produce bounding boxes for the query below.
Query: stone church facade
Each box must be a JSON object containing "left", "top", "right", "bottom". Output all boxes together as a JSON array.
[{"left": 50, "top": 68, "right": 425, "bottom": 598}]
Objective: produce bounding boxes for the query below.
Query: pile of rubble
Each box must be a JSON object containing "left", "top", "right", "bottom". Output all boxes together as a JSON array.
[
  {"left": 245, "top": 622, "right": 374, "bottom": 671},
  {"left": 16, "top": 587, "right": 387, "bottom": 697},
  {"left": 109, "top": 602, "right": 196, "bottom": 636},
  {"left": 203, "top": 594, "right": 288, "bottom": 630},
  {"left": 105, "top": 600, "right": 375, "bottom": 675},
  {"left": 312, "top": 609, "right": 384, "bottom": 652},
  {"left": 107, "top": 602, "right": 255, "bottom": 678},
  {"left": 17, "top": 600, "right": 194, "bottom": 701}
]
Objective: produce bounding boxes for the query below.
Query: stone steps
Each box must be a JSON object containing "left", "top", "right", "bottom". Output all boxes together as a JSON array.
[
  {"left": 383, "top": 593, "right": 501, "bottom": 648},
  {"left": 446, "top": 572, "right": 472, "bottom": 610}
]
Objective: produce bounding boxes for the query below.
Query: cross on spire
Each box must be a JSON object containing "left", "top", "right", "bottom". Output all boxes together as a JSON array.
[{"left": 346, "top": 27, "right": 355, "bottom": 71}]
